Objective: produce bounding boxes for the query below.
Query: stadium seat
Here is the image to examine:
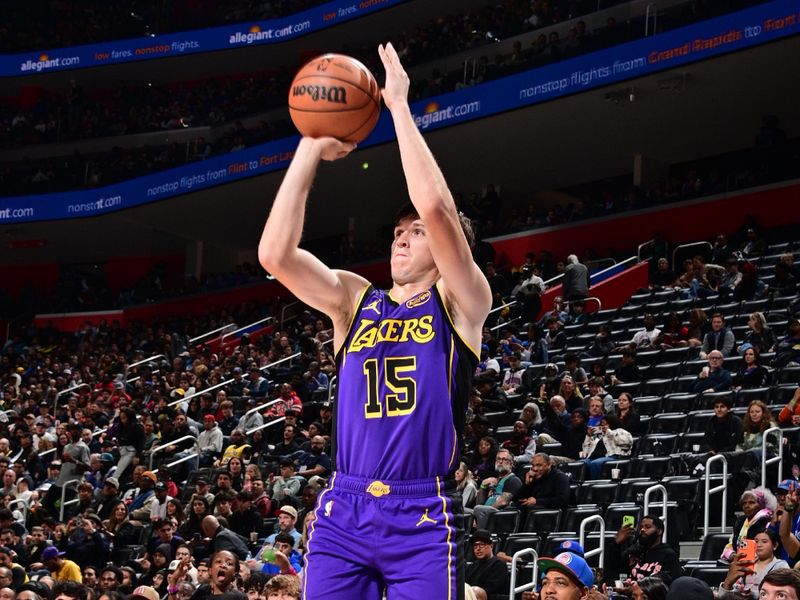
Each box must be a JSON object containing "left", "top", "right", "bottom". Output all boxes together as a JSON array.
[
  {"left": 580, "top": 482, "right": 620, "bottom": 507},
  {"left": 641, "top": 378, "right": 673, "bottom": 397},
  {"left": 680, "top": 431, "right": 709, "bottom": 453},
  {"left": 637, "top": 434, "right": 678, "bottom": 456},
  {"left": 636, "top": 350, "right": 663, "bottom": 367},
  {"left": 773, "top": 385, "right": 799, "bottom": 405},
  {"left": 486, "top": 509, "right": 521, "bottom": 540},
  {"left": 522, "top": 509, "right": 562, "bottom": 535},
  {"left": 690, "top": 567, "right": 729, "bottom": 587},
  {"left": 651, "top": 362, "right": 682, "bottom": 379},
  {"left": 779, "top": 367, "right": 800, "bottom": 384},
  {"left": 682, "top": 360, "right": 708, "bottom": 376},
  {"left": 698, "top": 391, "right": 734, "bottom": 410},
  {"left": 735, "top": 387, "right": 772, "bottom": 406},
  {"left": 559, "top": 461, "right": 588, "bottom": 483},
  {"left": 631, "top": 456, "right": 673, "bottom": 479},
  {"left": 605, "top": 504, "right": 642, "bottom": 531},
  {"left": 561, "top": 506, "right": 602, "bottom": 533},
  {"left": 634, "top": 396, "right": 663, "bottom": 416},
  {"left": 662, "top": 393, "right": 698, "bottom": 413},
  {"left": 672, "top": 375, "right": 700, "bottom": 393},
  {"left": 615, "top": 479, "right": 659, "bottom": 504},
  {"left": 600, "top": 459, "right": 632, "bottom": 481},
  {"left": 502, "top": 533, "right": 541, "bottom": 558},
  {"left": 649, "top": 413, "right": 688, "bottom": 434}
]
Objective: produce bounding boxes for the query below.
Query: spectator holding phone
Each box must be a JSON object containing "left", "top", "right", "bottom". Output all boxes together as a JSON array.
[
  {"left": 722, "top": 487, "right": 776, "bottom": 561},
  {"left": 719, "top": 530, "right": 787, "bottom": 598}
]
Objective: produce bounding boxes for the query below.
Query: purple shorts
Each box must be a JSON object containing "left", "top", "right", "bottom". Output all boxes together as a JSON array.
[{"left": 302, "top": 472, "right": 465, "bottom": 600}]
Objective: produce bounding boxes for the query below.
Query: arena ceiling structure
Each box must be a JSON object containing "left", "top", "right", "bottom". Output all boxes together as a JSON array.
[{"left": 1, "top": 3, "right": 798, "bottom": 266}]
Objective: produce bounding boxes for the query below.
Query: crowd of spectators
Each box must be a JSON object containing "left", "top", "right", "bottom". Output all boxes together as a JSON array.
[{"left": 0, "top": 218, "right": 798, "bottom": 599}]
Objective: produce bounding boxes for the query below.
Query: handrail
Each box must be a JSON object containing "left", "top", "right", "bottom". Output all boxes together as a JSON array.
[
  {"left": 585, "top": 258, "right": 616, "bottom": 271},
  {"left": 171, "top": 338, "right": 334, "bottom": 407},
  {"left": 220, "top": 317, "right": 273, "bottom": 346},
  {"left": 244, "top": 399, "right": 280, "bottom": 419},
  {"left": 279, "top": 300, "right": 301, "bottom": 330},
  {"left": 590, "top": 255, "right": 638, "bottom": 281},
  {"left": 643, "top": 484, "right": 668, "bottom": 542},
  {"left": 7, "top": 498, "right": 28, "bottom": 524},
  {"left": 126, "top": 369, "right": 160, "bottom": 384},
  {"left": 59, "top": 478, "right": 82, "bottom": 521},
  {"left": 92, "top": 427, "right": 108, "bottom": 439},
  {"left": 490, "top": 316, "right": 522, "bottom": 333},
  {"left": 246, "top": 416, "right": 286, "bottom": 437},
  {"left": 488, "top": 299, "right": 518, "bottom": 317},
  {"left": 762, "top": 427, "right": 784, "bottom": 489},
  {"left": 508, "top": 548, "right": 539, "bottom": 600},
  {"left": 55, "top": 383, "right": 90, "bottom": 413},
  {"left": 704, "top": 454, "right": 728, "bottom": 536},
  {"left": 39, "top": 447, "right": 57, "bottom": 458},
  {"left": 564, "top": 296, "right": 603, "bottom": 313},
  {"left": 189, "top": 323, "right": 237, "bottom": 344},
  {"left": 149, "top": 435, "right": 200, "bottom": 470},
  {"left": 126, "top": 354, "right": 166, "bottom": 374},
  {"left": 579, "top": 514, "right": 606, "bottom": 565},
  {"left": 637, "top": 239, "right": 655, "bottom": 262},
  {"left": 543, "top": 273, "right": 564, "bottom": 287},
  {"left": 671, "top": 241, "right": 712, "bottom": 271},
  {"left": 645, "top": 3, "right": 656, "bottom": 35}
]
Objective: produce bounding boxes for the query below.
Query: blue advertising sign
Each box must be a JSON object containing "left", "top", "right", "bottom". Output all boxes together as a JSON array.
[
  {"left": 1, "top": 0, "right": 407, "bottom": 77},
  {"left": 1, "top": 0, "right": 797, "bottom": 223}
]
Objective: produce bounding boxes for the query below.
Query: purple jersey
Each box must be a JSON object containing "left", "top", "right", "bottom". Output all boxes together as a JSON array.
[{"left": 334, "top": 283, "right": 477, "bottom": 480}]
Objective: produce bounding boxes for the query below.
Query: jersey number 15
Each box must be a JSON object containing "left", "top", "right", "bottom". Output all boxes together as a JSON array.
[{"left": 363, "top": 356, "right": 417, "bottom": 418}]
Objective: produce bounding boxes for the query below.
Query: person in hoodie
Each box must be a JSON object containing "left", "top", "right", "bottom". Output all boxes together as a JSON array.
[{"left": 613, "top": 514, "right": 681, "bottom": 584}]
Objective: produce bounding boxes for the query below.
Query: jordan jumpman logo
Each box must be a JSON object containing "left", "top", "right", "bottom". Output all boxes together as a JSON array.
[{"left": 416, "top": 508, "right": 436, "bottom": 527}]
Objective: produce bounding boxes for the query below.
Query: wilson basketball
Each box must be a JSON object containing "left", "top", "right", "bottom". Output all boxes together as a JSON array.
[{"left": 289, "top": 54, "right": 381, "bottom": 144}]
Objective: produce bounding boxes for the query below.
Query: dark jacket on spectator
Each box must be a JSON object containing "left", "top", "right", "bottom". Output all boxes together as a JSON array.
[
  {"left": 705, "top": 414, "right": 744, "bottom": 453},
  {"left": 514, "top": 468, "right": 570, "bottom": 509},
  {"left": 465, "top": 556, "right": 509, "bottom": 596}
]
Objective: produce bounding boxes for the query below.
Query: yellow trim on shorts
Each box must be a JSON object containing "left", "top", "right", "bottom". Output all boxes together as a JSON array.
[
  {"left": 302, "top": 472, "right": 337, "bottom": 600},
  {"left": 436, "top": 476, "right": 454, "bottom": 600}
]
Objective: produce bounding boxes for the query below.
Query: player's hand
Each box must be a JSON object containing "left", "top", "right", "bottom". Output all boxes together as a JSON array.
[
  {"left": 309, "top": 137, "right": 355, "bottom": 161},
  {"left": 378, "top": 43, "right": 409, "bottom": 112}
]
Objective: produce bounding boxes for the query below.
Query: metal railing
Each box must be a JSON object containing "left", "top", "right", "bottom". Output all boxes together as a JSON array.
[
  {"left": 672, "top": 241, "right": 712, "bottom": 271},
  {"left": 637, "top": 239, "right": 655, "bottom": 262},
  {"left": 509, "top": 548, "right": 539, "bottom": 600},
  {"left": 39, "top": 447, "right": 57, "bottom": 459},
  {"left": 8, "top": 498, "right": 28, "bottom": 524},
  {"left": 487, "top": 299, "right": 518, "bottom": 318},
  {"left": 585, "top": 258, "right": 616, "bottom": 271},
  {"left": 590, "top": 255, "right": 638, "bottom": 282},
  {"left": 279, "top": 300, "right": 301, "bottom": 330},
  {"left": 149, "top": 435, "right": 200, "bottom": 470},
  {"left": 490, "top": 316, "right": 523, "bottom": 333},
  {"left": 644, "top": 3, "right": 658, "bottom": 35},
  {"left": 643, "top": 484, "right": 668, "bottom": 541},
  {"left": 762, "top": 427, "right": 784, "bottom": 489},
  {"left": 243, "top": 399, "right": 280, "bottom": 419},
  {"left": 704, "top": 454, "right": 728, "bottom": 536},
  {"left": 55, "top": 383, "right": 90, "bottom": 413},
  {"left": 59, "top": 478, "right": 82, "bottom": 521},
  {"left": 189, "top": 323, "right": 237, "bottom": 344},
  {"left": 579, "top": 514, "right": 606, "bottom": 566},
  {"left": 246, "top": 416, "right": 286, "bottom": 437},
  {"left": 220, "top": 317, "right": 273, "bottom": 346},
  {"left": 564, "top": 296, "right": 603, "bottom": 312},
  {"left": 125, "top": 354, "right": 166, "bottom": 378},
  {"left": 327, "top": 376, "right": 337, "bottom": 404}
]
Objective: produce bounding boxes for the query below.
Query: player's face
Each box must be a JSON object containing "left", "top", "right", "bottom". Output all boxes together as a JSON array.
[{"left": 390, "top": 218, "right": 436, "bottom": 284}]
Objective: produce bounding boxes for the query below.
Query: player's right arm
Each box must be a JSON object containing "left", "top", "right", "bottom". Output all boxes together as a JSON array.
[{"left": 258, "top": 137, "right": 368, "bottom": 341}]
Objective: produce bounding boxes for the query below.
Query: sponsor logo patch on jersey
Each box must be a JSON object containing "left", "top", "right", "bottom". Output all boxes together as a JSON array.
[{"left": 406, "top": 291, "right": 431, "bottom": 309}]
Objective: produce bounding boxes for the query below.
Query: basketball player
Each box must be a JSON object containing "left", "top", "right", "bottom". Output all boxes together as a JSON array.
[{"left": 258, "top": 43, "right": 491, "bottom": 600}]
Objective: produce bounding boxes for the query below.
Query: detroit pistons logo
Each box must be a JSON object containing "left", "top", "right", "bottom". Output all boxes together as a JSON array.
[{"left": 556, "top": 552, "right": 573, "bottom": 565}]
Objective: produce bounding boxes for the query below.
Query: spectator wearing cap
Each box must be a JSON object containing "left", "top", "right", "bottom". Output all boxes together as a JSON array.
[
  {"left": 522, "top": 550, "right": 595, "bottom": 600},
  {"left": 151, "top": 482, "right": 174, "bottom": 522},
  {"left": 129, "top": 471, "right": 158, "bottom": 522},
  {"left": 42, "top": 545, "right": 82, "bottom": 582},
  {"left": 197, "top": 415, "right": 223, "bottom": 468},
  {"left": 200, "top": 516, "right": 249, "bottom": 561},
  {"left": 93, "top": 477, "right": 120, "bottom": 520},
  {"left": 665, "top": 577, "right": 713, "bottom": 600},
  {"left": 770, "top": 480, "right": 800, "bottom": 566},
  {"left": 270, "top": 459, "right": 304, "bottom": 504},
  {"left": 265, "top": 506, "right": 301, "bottom": 547},
  {"left": 132, "top": 584, "right": 160, "bottom": 600},
  {"left": 244, "top": 367, "right": 269, "bottom": 399},
  {"left": 466, "top": 529, "right": 508, "bottom": 599}
]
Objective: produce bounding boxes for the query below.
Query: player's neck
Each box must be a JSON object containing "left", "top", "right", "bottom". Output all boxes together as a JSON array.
[{"left": 389, "top": 277, "right": 438, "bottom": 304}]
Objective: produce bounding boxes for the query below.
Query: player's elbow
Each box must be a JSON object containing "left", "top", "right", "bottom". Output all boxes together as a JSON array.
[{"left": 258, "top": 243, "right": 288, "bottom": 274}]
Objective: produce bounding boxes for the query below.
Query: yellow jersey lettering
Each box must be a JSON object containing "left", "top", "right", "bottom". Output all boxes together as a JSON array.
[
  {"left": 409, "top": 315, "right": 435, "bottom": 343},
  {"left": 348, "top": 316, "right": 435, "bottom": 352}
]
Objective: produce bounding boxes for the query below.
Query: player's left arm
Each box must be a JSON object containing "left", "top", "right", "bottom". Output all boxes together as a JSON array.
[{"left": 378, "top": 43, "right": 491, "bottom": 343}]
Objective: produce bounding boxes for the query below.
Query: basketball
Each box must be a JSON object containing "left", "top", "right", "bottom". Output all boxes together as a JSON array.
[{"left": 288, "top": 54, "right": 381, "bottom": 144}]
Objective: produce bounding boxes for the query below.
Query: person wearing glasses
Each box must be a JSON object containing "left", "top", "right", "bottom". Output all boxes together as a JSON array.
[
  {"left": 471, "top": 448, "right": 523, "bottom": 530},
  {"left": 691, "top": 350, "right": 733, "bottom": 394},
  {"left": 465, "top": 530, "right": 509, "bottom": 600}
]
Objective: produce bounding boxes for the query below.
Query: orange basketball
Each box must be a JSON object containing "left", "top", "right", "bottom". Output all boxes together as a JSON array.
[{"left": 288, "top": 54, "right": 381, "bottom": 144}]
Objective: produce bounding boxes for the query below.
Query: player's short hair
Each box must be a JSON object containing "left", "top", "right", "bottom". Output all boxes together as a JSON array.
[{"left": 394, "top": 202, "right": 475, "bottom": 247}]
